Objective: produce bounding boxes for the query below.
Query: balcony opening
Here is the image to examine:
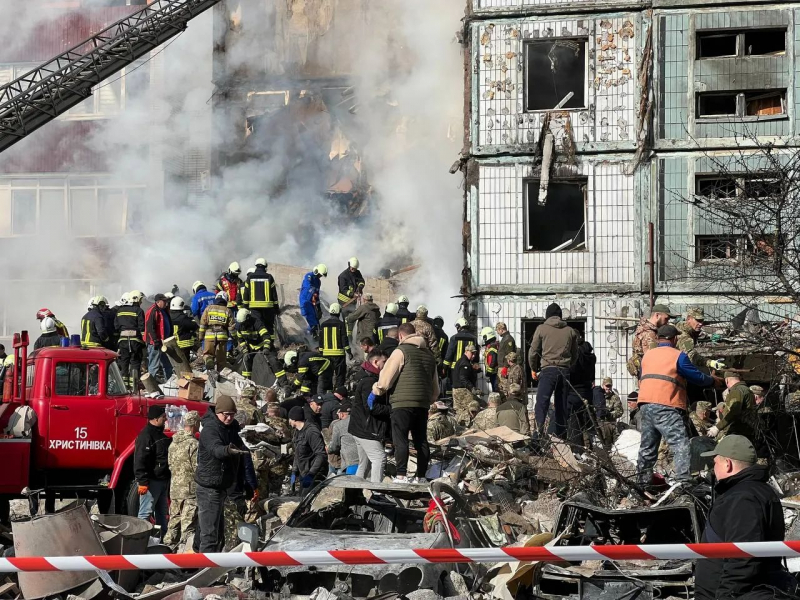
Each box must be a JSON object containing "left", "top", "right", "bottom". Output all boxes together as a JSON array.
[
  {"left": 697, "top": 93, "right": 737, "bottom": 117},
  {"left": 698, "top": 33, "right": 737, "bottom": 58},
  {"left": 524, "top": 179, "right": 587, "bottom": 252},
  {"left": 524, "top": 39, "right": 587, "bottom": 111},
  {"left": 744, "top": 29, "right": 786, "bottom": 56}
]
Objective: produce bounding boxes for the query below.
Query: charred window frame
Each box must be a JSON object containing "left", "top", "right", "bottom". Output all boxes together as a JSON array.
[
  {"left": 696, "top": 28, "right": 787, "bottom": 59},
  {"left": 524, "top": 39, "right": 588, "bottom": 112},
  {"left": 695, "top": 235, "right": 746, "bottom": 262},
  {"left": 523, "top": 178, "right": 588, "bottom": 252},
  {"left": 696, "top": 90, "right": 787, "bottom": 121},
  {"left": 695, "top": 173, "right": 782, "bottom": 202}
]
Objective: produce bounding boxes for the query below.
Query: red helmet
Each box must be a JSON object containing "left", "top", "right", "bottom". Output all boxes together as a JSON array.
[{"left": 36, "top": 308, "right": 54, "bottom": 320}]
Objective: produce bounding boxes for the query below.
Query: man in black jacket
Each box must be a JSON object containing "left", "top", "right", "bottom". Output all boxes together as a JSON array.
[
  {"left": 320, "top": 387, "right": 348, "bottom": 429},
  {"left": 134, "top": 405, "right": 171, "bottom": 538},
  {"left": 288, "top": 406, "right": 327, "bottom": 496},
  {"left": 193, "top": 395, "right": 249, "bottom": 552},
  {"left": 377, "top": 327, "right": 399, "bottom": 356},
  {"left": 349, "top": 348, "right": 390, "bottom": 482},
  {"left": 565, "top": 337, "right": 597, "bottom": 448},
  {"left": 452, "top": 344, "right": 480, "bottom": 425},
  {"left": 696, "top": 435, "right": 792, "bottom": 600}
]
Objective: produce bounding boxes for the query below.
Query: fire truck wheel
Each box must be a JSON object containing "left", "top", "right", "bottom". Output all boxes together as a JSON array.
[{"left": 124, "top": 480, "right": 140, "bottom": 516}]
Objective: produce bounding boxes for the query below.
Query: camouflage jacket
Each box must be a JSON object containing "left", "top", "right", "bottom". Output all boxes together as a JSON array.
[
  {"left": 628, "top": 318, "right": 658, "bottom": 375},
  {"left": 605, "top": 392, "right": 623, "bottom": 420},
  {"left": 234, "top": 398, "right": 265, "bottom": 427},
  {"left": 264, "top": 415, "right": 292, "bottom": 443},
  {"left": 427, "top": 413, "right": 457, "bottom": 443},
  {"left": 675, "top": 321, "right": 708, "bottom": 368},
  {"left": 412, "top": 318, "right": 440, "bottom": 362},
  {"left": 167, "top": 430, "right": 198, "bottom": 499},
  {"left": 689, "top": 411, "right": 713, "bottom": 436},
  {"left": 473, "top": 407, "right": 498, "bottom": 431},
  {"left": 718, "top": 382, "right": 758, "bottom": 437},
  {"left": 499, "top": 363, "right": 526, "bottom": 396}
]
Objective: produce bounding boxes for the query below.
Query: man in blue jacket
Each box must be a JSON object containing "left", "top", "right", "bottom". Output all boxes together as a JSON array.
[
  {"left": 299, "top": 264, "right": 327, "bottom": 338},
  {"left": 191, "top": 281, "right": 216, "bottom": 320}
]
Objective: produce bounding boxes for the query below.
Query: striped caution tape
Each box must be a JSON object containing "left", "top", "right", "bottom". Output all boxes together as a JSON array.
[{"left": 2, "top": 542, "right": 800, "bottom": 572}]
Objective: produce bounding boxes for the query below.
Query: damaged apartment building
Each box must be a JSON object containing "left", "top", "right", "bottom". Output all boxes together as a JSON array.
[{"left": 462, "top": 0, "right": 800, "bottom": 396}]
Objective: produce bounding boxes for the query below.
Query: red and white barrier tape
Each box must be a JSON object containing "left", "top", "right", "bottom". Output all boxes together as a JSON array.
[{"left": 2, "top": 542, "right": 800, "bottom": 572}]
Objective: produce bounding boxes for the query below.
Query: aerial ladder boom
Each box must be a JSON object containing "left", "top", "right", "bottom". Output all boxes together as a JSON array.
[{"left": 0, "top": 0, "right": 222, "bottom": 154}]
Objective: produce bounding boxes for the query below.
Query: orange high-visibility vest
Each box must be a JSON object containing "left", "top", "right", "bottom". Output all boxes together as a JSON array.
[{"left": 638, "top": 345, "right": 688, "bottom": 410}]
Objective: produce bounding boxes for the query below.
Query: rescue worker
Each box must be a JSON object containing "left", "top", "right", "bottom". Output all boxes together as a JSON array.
[
  {"left": 35, "top": 317, "right": 62, "bottom": 349},
  {"left": 629, "top": 304, "right": 677, "bottom": 377},
  {"left": 264, "top": 399, "right": 292, "bottom": 442},
  {"left": 81, "top": 296, "right": 109, "bottom": 349},
  {"left": 396, "top": 295, "right": 415, "bottom": 324},
  {"left": 320, "top": 387, "right": 347, "bottom": 429},
  {"left": 495, "top": 322, "right": 516, "bottom": 368},
  {"left": 299, "top": 264, "right": 327, "bottom": 339},
  {"left": 497, "top": 386, "right": 531, "bottom": 434},
  {"left": 170, "top": 297, "right": 198, "bottom": 366},
  {"left": 452, "top": 343, "right": 480, "bottom": 425},
  {"left": 235, "top": 387, "right": 265, "bottom": 426},
  {"left": 593, "top": 377, "right": 622, "bottom": 447},
  {"left": 241, "top": 258, "right": 280, "bottom": 341},
  {"left": 36, "top": 308, "right": 68, "bottom": 338},
  {"left": 708, "top": 372, "right": 759, "bottom": 441},
  {"left": 529, "top": 303, "right": 578, "bottom": 438},
  {"left": 636, "top": 324, "right": 717, "bottom": 486},
  {"left": 480, "top": 326, "right": 499, "bottom": 391},
  {"left": 289, "top": 406, "right": 327, "bottom": 495},
  {"left": 473, "top": 393, "right": 500, "bottom": 430},
  {"left": 346, "top": 292, "right": 380, "bottom": 344},
  {"left": 696, "top": 436, "right": 791, "bottom": 600},
  {"left": 432, "top": 317, "right": 449, "bottom": 369},
  {"left": 216, "top": 262, "right": 243, "bottom": 309},
  {"left": 134, "top": 405, "right": 171, "bottom": 539},
  {"left": 690, "top": 401, "right": 714, "bottom": 437},
  {"left": 337, "top": 257, "right": 365, "bottom": 322},
  {"left": 427, "top": 401, "right": 457, "bottom": 444},
  {"left": 499, "top": 352, "right": 525, "bottom": 397},
  {"left": 751, "top": 385, "right": 766, "bottom": 406},
  {"left": 105, "top": 297, "right": 122, "bottom": 350},
  {"left": 676, "top": 308, "right": 726, "bottom": 371},
  {"left": 194, "top": 395, "right": 249, "bottom": 553},
  {"left": 234, "top": 308, "right": 270, "bottom": 379},
  {"left": 191, "top": 281, "right": 216, "bottom": 320},
  {"left": 320, "top": 303, "right": 352, "bottom": 389},
  {"left": 145, "top": 294, "right": 173, "bottom": 381},
  {"left": 164, "top": 410, "right": 200, "bottom": 549},
  {"left": 411, "top": 306, "right": 439, "bottom": 362},
  {"left": 116, "top": 290, "right": 146, "bottom": 391},
  {"left": 443, "top": 318, "right": 478, "bottom": 375},
  {"left": 198, "top": 292, "right": 235, "bottom": 372},
  {"left": 377, "top": 303, "right": 402, "bottom": 343},
  {"left": 285, "top": 350, "right": 332, "bottom": 396}
]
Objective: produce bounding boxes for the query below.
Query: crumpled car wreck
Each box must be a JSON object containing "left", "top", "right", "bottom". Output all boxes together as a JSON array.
[{"left": 251, "top": 475, "right": 494, "bottom": 599}]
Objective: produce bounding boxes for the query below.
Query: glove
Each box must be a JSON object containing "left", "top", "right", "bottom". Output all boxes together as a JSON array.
[
  {"left": 500, "top": 367, "right": 508, "bottom": 378},
  {"left": 367, "top": 392, "right": 377, "bottom": 409},
  {"left": 531, "top": 371, "right": 539, "bottom": 381},
  {"left": 227, "top": 444, "right": 249, "bottom": 456},
  {"left": 708, "top": 359, "right": 726, "bottom": 371},
  {"left": 137, "top": 485, "right": 149, "bottom": 496},
  {"left": 301, "top": 474, "right": 314, "bottom": 488},
  {"left": 707, "top": 426, "right": 719, "bottom": 438}
]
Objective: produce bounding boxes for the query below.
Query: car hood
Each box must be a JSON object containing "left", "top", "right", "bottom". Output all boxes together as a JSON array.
[{"left": 267, "top": 527, "right": 445, "bottom": 551}]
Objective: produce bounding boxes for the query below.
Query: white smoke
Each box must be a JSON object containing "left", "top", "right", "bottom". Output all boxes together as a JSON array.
[{"left": 0, "top": 0, "right": 465, "bottom": 336}]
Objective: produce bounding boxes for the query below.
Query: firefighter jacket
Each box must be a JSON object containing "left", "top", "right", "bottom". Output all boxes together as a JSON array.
[
  {"left": 444, "top": 329, "right": 478, "bottom": 369},
  {"left": 216, "top": 272, "right": 242, "bottom": 307},
  {"left": 484, "top": 341, "right": 499, "bottom": 375},
  {"left": 191, "top": 288, "right": 216, "bottom": 319},
  {"left": 377, "top": 314, "right": 402, "bottom": 343},
  {"left": 337, "top": 268, "right": 365, "bottom": 304},
  {"left": 299, "top": 272, "right": 321, "bottom": 306},
  {"left": 50, "top": 319, "right": 69, "bottom": 339},
  {"left": 170, "top": 310, "right": 199, "bottom": 349},
  {"left": 320, "top": 316, "right": 350, "bottom": 357},
  {"left": 235, "top": 315, "right": 270, "bottom": 351},
  {"left": 242, "top": 266, "right": 279, "bottom": 309},
  {"left": 396, "top": 304, "right": 415, "bottom": 324},
  {"left": 434, "top": 325, "right": 449, "bottom": 364},
  {"left": 34, "top": 332, "right": 62, "bottom": 350},
  {"left": 294, "top": 351, "right": 330, "bottom": 393},
  {"left": 115, "top": 305, "right": 145, "bottom": 342},
  {"left": 81, "top": 308, "right": 108, "bottom": 348},
  {"left": 144, "top": 306, "right": 171, "bottom": 346},
  {"left": 199, "top": 302, "right": 235, "bottom": 342}
]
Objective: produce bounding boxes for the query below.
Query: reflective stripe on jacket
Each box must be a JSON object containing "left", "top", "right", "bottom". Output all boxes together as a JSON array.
[{"left": 638, "top": 345, "right": 688, "bottom": 410}]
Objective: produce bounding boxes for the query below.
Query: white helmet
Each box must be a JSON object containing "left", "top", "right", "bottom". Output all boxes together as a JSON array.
[
  {"left": 170, "top": 297, "right": 186, "bottom": 311},
  {"left": 117, "top": 293, "right": 130, "bottom": 307},
  {"left": 236, "top": 308, "right": 251, "bottom": 323},
  {"left": 96, "top": 295, "right": 108, "bottom": 307},
  {"left": 229, "top": 261, "right": 241, "bottom": 274},
  {"left": 480, "top": 326, "right": 496, "bottom": 343},
  {"left": 41, "top": 317, "right": 56, "bottom": 334},
  {"left": 456, "top": 317, "right": 468, "bottom": 328},
  {"left": 165, "top": 292, "right": 175, "bottom": 300},
  {"left": 314, "top": 264, "right": 329, "bottom": 277},
  {"left": 398, "top": 295, "right": 409, "bottom": 304},
  {"left": 329, "top": 303, "right": 341, "bottom": 316},
  {"left": 284, "top": 350, "right": 298, "bottom": 368},
  {"left": 349, "top": 257, "right": 359, "bottom": 269},
  {"left": 247, "top": 267, "right": 256, "bottom": 275},
  {"left": 216, "top": 291, "right": 229, "bottom": 302},
  {"left": 129, "top": 290, "right": 144, "bottom": 304},
  {"left": 255, "top": 258, "right": 267, "bottom": 268},
  {"left": 192, "top": 281, "right": 205, "bottom": 294},
  {"left": 385, "top": 303, "right": 398, "bottom": 316}
]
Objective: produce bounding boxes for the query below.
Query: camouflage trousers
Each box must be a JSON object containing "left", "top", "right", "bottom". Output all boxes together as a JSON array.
[
  {"left": 163, "top": 497, "right": 197, "bottom": 548},
  {"left": 223, "top": 495, "right": 247, "bottom": 551},
  {"left": 452, "top": 388, "right": 477, "bottom": 426},
  {"left": 636, "top": 403, "right": 691, "bottom": 486}
]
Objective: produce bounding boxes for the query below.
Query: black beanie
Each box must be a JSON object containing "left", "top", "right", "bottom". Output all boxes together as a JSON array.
[
  {"left": 288, "top": 406, "right": 305, "bottom": 421},
  {"left": 545, "top": 303, "right": 562, "bottom": 319},
  {"left": 148, "top": 405, "right": 165, "bottom": 420}
]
